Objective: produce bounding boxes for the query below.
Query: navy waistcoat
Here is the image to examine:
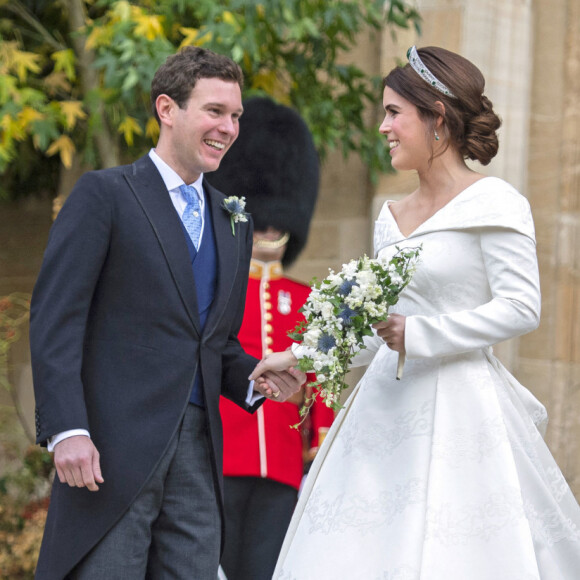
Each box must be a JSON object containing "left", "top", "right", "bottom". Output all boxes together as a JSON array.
[{"left": 181, "top": 197, "right": 218, "bottom": 406}]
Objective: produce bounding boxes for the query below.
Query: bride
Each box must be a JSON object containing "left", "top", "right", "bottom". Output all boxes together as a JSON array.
[{"left": 250, "top": 46, "right": 580, "bottom": 579}]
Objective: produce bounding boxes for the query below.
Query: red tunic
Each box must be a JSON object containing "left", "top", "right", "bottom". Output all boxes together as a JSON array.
[{"left": 220, "top": 260, "right": 335, "bottom": 490}]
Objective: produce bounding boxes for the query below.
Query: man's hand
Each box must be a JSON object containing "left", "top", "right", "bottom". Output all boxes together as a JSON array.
[
  {"left": 250, "top": 351, "right": 305, "bottom": 402},
  {"left": 54, "top": 435, "right": 104, "bottom": 492}
]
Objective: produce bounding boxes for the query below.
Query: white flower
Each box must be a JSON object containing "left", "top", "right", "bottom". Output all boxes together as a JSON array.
[
  {"left": 356, "top": 270, "right": 377, "bottom": 287},
  {"left": 341, "top": 260, "right": 358, "bottom": 278},
  {"left": 222, "top": 196, "right": 248, "bottom": 236},
  {"left": 321, "top": 301, "right": 334, "bottom": 319},
  {"left": 303, "top": 328, "right": 322, "bottom": 348},
  {"left": 391, "top": 272, "right": 404, "bottom": 285}
]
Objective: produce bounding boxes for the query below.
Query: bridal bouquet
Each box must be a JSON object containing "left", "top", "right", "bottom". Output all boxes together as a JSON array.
[{"left": 289, "top": 247, "right": 421, "bottom": 414}]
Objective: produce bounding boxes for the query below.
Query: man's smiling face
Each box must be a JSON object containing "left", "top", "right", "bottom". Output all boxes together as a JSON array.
[{"left": 167, "top": 77, "right": 243, "bottom": 183}]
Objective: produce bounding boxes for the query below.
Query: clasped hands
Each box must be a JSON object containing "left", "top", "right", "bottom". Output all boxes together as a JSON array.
[
  {"left": 249, "top": 351, "right": 303, "bottom": 402},
  {"left": 53, "top": 358, "right": 307, "bottom": 493}
]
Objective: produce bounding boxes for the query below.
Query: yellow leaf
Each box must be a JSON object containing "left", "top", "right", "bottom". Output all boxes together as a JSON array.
[
  {"left": 0, "top": 41, "right": 22, "bottom": 75},
  {"left": 133, "top": 13, "right": 165, "bottom": 41},
  {"left": 112, "top": 1, "right": 132, "bottom": 22},
  {"left": 18, "top": 106, "right": 44, "bottom": 127},
  {"left": 243, "top": 51, "right": 252, "bottom": 71},
  {"left": 179, "top": 27, "right": 199, "bottom": 46},
  {"left": 11, "top": 50, "right": 41, "bottom": 83},
  {"left": 251, "top": 70, "right": 278, "bottom": 94},
  {"left": 51, "top": 49, "right": 76, "bottom": 82},
  {"left": 46, "top": 135, "right": 76, "bottom": 168},
  {"left": 0, "top": 73, "right": 19, "bottom": 103},
  {"left": 180, "top": 27, "right": 212, "bottom": 48},
  {"left": 59, "top": 101, "right": 87, "bottom": 130},
  {"left": 85, "top": 26, "right": 113, "bottom": 50},
  {"left": 44, "top": 71, "right": 72, "bottom": 95},
  {"left": 0, "top": 143, "right": 12, "bottom": 162},
  {"left": 222, "top": 11, "right": 240, "bottom": 32},
  {"left": 118, "top": 116, "right": 143, "bottom": 147},
  {"left": 251, "top": 70, "right": 291, "bottom": 104},
  {"left": 2, "top": 114, "right": 26, "bottom": 141},
  {"left": 145, "top": 117, "right": 159, "bottom": 142}
]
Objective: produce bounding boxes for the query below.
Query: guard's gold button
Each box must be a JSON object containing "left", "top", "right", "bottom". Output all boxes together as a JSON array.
[
  {"left": 265, "top": 312, "right": 273, "bottom": 321},
  {"left": 265, "top": 348, "right": 273, "bottom": 355},
  {"left": 264, "top": 302, "right": 272, "bottom": 310},
  {"left": 263, "top": 282, "right": 270, "bottom": 289},
  {"left": 263, "top": 292, "right": 271, "bottom": 300},
  {"left": 265, "top": 324, "right": 273, "bottom": 333},
  {"left": 265, "top": 336, "right": 273, "bottom": 345}
]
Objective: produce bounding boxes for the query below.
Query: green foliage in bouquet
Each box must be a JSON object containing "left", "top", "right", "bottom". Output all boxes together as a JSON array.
[{"left": 289, "top": 247, "right": 421, "bottom": 415}]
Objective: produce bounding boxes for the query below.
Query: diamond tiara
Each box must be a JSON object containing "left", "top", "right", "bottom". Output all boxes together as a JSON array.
[{"left": 406, "top": 46, "right": 456, "bottom": 98}]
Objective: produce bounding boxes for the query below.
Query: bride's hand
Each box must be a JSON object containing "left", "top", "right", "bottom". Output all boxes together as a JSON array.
[
  {"left": 372, "top": 313, "right": 406, "bottom": 353},
  {"left": 249, "top": 350, "right": 299, "bottom": 381}
]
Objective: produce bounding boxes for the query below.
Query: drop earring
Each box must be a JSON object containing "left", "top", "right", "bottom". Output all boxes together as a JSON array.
[{"left": 434, "top": 130, "right": 440, "bottom": 141}]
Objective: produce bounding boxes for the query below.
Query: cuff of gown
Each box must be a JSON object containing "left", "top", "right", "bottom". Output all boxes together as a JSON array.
[{"left": 291, "top": 342, "right": 317, "bottom": 360}]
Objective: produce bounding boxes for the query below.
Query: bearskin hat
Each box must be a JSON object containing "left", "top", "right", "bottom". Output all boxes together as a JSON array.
[{"left": 207, "top": 96, "right": 319, "bottom": 267}]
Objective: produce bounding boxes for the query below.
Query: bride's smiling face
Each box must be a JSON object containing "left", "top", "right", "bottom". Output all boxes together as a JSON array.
[{"left": 379, "top": 86, "right": 432, "bottom": 172}]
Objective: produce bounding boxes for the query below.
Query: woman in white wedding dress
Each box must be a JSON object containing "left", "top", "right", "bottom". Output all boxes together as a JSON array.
[{"left": 251, "top": 46, "right": 580, "bottom": 579}]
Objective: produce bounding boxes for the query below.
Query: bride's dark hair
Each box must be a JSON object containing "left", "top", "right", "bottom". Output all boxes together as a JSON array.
[{"left": 383, "top": 47, "right": 501, "bottom": 166}]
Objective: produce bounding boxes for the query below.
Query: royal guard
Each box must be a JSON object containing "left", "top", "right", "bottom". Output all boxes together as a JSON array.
[{"left": 208, "top": 97, "right": 335, "bottom": 580}]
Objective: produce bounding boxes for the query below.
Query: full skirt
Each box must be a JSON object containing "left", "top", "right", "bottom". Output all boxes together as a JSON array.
[{"left": 273, "top": 346, "right": 580, "bottom": 580}]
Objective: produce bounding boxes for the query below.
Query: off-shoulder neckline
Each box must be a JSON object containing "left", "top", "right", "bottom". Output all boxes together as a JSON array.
[{"left": 385, "top": 176, "right": 493, "bottom": 239}]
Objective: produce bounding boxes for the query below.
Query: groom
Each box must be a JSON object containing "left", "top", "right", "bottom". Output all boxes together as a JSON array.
[{"left": 30, "top": 46, "right": 305, "bottom": 579}]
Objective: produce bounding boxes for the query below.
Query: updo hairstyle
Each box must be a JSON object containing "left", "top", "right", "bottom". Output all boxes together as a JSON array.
[{"left": 383, "top": 47, "right": 501, "bottom": 166}]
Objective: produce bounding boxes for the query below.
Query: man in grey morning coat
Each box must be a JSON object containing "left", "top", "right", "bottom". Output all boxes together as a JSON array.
[{"left": 30, "top": 46, "right": 305, "bottom": 579}]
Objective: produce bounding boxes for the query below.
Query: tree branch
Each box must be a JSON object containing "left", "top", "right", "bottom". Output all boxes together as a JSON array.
[
  {"left": 4, "top": 0, "right": 66, "bottom": 52},
  {"left": 66, "top": 0, "right": 119, "bottom": 168}
]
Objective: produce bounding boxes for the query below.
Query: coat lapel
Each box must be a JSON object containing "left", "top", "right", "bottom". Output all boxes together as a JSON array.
[
  {"left": 203, "top": 179, "right": 242, "bottom": 337},
  {"left": 124, "top": 156, "right": 202, "bottom": 339}
]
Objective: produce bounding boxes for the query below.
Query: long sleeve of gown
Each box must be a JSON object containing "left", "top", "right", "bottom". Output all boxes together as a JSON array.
[{"left": 404, "top": 228, "right": 540, "bottom": 359}]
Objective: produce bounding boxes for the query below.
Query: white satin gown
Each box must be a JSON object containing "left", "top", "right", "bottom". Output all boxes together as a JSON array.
[{"left": 273, "top": 177, "right": 580, "bottom": 580}]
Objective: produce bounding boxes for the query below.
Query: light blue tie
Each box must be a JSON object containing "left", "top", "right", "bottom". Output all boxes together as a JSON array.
[{"left": 180, "top": 184, "right": 202, "bottom": 250}]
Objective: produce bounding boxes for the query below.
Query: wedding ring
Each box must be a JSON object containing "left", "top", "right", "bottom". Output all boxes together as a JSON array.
[{"left": 272, "top": 391, "right": 280, "bottom": 399}]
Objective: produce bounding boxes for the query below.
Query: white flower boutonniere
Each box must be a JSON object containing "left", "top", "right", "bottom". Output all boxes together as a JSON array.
[{"left": 222, "top": 196, "right": 249, "bottom": 236}]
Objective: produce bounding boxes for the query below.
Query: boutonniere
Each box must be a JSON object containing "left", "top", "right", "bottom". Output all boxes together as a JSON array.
[{"left": 222, "top": 196, "right": 249, "bottom": 236}]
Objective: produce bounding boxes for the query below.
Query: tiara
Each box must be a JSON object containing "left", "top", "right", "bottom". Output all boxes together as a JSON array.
[{"left": 406, "top": 46, "right": 456, "bottom": 98}]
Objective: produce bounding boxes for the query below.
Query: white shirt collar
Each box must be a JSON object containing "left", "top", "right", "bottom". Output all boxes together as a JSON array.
[
  {"left": 148, "top": 149, "right": 205, "bottom": 217},
  {"left": 148, "top": 149, "right": 204, "bottom": 199}
]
